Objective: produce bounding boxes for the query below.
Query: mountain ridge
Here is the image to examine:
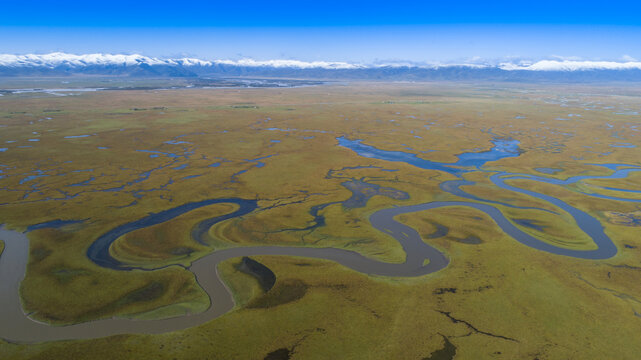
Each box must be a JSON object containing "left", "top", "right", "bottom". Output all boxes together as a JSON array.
[{"left": 2, "top": 52, "right": 641, "bottom": 81}]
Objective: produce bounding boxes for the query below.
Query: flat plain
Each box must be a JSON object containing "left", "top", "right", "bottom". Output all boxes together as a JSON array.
[{"left": 0, "top": 81, "right": 640, "bottom": 359}]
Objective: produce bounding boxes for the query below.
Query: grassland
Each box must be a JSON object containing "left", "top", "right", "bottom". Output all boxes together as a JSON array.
[{"left": 1, "top": 81, "right": 641, "bottom": 359}]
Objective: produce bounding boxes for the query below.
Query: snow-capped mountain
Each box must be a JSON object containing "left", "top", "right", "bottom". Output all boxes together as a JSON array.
[{"left": 2, "top": 52, "right": 641, "bottom": 81}]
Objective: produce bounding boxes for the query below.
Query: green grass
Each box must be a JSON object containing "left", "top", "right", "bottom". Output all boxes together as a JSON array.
[{"left": 1, "top": 82, "right": 641, "bottom": 358}]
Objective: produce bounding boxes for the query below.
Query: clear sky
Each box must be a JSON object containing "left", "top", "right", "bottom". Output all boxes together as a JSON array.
[{"left": 2, "top": 0, "right": 640, "bottom": 63}]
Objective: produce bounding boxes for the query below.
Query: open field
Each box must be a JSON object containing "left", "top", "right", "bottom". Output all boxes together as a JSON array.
[{"left": 1, "top": 81, "right": 641, "bottom": 359}]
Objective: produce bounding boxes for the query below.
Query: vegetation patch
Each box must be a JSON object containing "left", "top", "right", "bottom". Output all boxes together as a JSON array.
[
  {"left": 247, "top": 279, "right": 308, "bottom": 309},
  {"left": 605, "top": 211, "right": 641, "bottom": 226}
]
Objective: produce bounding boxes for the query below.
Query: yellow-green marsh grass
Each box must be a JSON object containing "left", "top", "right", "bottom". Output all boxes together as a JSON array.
[{"left": 2, "top": 82, "right": 641, "bottom": 358}]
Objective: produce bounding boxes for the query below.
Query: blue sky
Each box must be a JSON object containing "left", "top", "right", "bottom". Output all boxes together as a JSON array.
[{"left": 2, "top": 0, "right": 640, "bottom": 62}]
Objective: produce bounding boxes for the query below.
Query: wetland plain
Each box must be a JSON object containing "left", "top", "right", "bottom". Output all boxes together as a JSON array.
[{"left": 1, "top": 81, "right": 641, "bottom": 359}]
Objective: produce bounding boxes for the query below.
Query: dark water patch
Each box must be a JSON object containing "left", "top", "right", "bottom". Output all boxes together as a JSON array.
[
  {"left": 116, "top": 200, "right": 137, "bottom": 209},
  {"left": 427, "top": 222, "right": 449, "bottom": 239},
  {"left": 230, "top": 169, "right": 248, "bottom": 182},
  {"left": 437, "top": 310, "right": 517, "bottom": 342},
  {"left": 513, "top": 219, "right": 546, "bottom": 231},
  {"left": 26, "top": 219, "right": 84, "bottom": 232},
  {"left": 423, "top": 335, "right": 456, "bottom": 360},
  {"left": 247, "top": 279, "right": 308, "bottom": 309},
  {"left": 19, "top": 175, "right": 48, "bottom": 185},
  {"left": 236, "top": 257, "right": 276, "bottom": 292},
  {"left": 245, "top": 154, "right": 277, "bottom": 169},
  {"left": 136, "top": 150, "right": 187, "bottom": 159},
  {"left": 182, "top": 174, "right": 201, "bottom": 180},
  {"left": 264, "top": 348, "right": 291, "bottom": 360},
  {"left": 624, "top": 244, "right": 636, "bottom": 249},
  {"left": 454, "top": 236, "right": 482, "bottom": 245},
  {"left": 341, "top": 180, "right": 409, "bottom": 209},
  {"left": 68, "top": 177, "right": 95, "bottom": 187},
  {"left": 433, "top": 288, "right": 457, "bottom": 295},
  {"left": 164, "top": 140, "right": 191, "bottom": 145},
  {"left": 610, "top": 143, "right": 636, "bottom": 148},
  {"left": 598, "top": 186, "right": 641, "bottom": 194}
]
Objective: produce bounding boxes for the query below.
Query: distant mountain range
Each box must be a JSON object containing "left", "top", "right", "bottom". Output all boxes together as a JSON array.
[{"left": 2, "top": 53, "right": 641, "bottom": 82}]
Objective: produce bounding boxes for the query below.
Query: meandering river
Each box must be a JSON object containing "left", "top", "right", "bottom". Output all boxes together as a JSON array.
[{"left": 0, "top": 136, "right": 638, "bottom": 342}]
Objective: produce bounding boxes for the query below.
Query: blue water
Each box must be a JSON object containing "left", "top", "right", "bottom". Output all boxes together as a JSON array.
[
  {"left": 136, "top": 150, "right": 186, "bottom": 159},
  {"left": 64, "top": 135, "right": 91, "bottom": 139},
  {"left": 164, "top": 140, "right": 191, "bottom": 145},
  {"left": 182, "top": 175, "right": 202, "bottom": 180},
  {"left": 87, "top": 198, "right": 258, "bottom": 269},
  {"left": 337, "top": 136, "right": 641, "bottom": 259},
  {"left": 455, "top": 138, "right": 520, "bottom": 167},
  {"left": 68, "top": 177, "right": 95, "bottom": 187},
  {"left": 610, "top": 143, "right": 637, "bottom": 148},
  {"left": 337, "top": 136, "right": 520, "bottom": 176},
  {"left": 19, "top": 175, "right": 48, "bottom": 184},
  {"left": 27, "top": 219, "right": 85, "bottom": 232},
  {"left": 245, "top": 154, "right": 276, "bottom": 169}
]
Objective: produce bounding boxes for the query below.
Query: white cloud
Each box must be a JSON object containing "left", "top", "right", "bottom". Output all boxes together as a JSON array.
[
  {"left": 2, "top": 52, "right": 641, "bottom": 72},
  {"left": 212, "top": 58, "right": 362, "bottom": 69},
  {"left": 499, "top": 60, "right": 641, "bottom": 71}
]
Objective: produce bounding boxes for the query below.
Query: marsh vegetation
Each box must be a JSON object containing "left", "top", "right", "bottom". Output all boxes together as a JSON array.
[{"left": 1, "top": 81, "right": 641, "bottom": 359}]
